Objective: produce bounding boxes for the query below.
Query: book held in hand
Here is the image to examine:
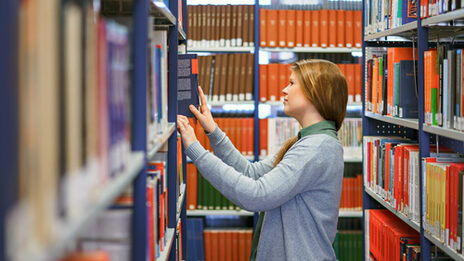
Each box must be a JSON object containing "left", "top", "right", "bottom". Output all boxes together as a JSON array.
[{"left": 178, "top": 54, "right": 199, "bottom": 117}]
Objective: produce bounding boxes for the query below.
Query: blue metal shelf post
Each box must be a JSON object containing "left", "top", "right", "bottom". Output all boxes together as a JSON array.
[
  {"left": 254, "top": 2, "right": 260, "bottom": 162},
  {"left": 0, "top": 0, "right": 19, "bottom": 260},
  {"left": 417, "top": 6, "right": 432, "bottom": 261},
  {"left": 132, "top": 0, "right": 149, "bottom": 260}
]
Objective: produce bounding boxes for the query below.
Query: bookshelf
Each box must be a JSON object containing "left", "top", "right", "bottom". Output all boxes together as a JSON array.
[
  {"left": 364, "top": 21, "right": 418, "bottom": 40},
  {"left": 362, "top": 0, "right": 464, "bottom": 259},
  {"left": 260, "top": 47, "right": 362, "bottom": 53},
  {"left": 0, "top": 0, "right": 189, "bottom": 260}
]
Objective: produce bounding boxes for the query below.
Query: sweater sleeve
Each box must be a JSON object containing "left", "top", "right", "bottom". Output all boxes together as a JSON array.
[
  {"left": 205, "top": 125, "right": 274, "bottom": 180},
  {"left": 185, "top": 139, "right": 324, "bottom": 212}
]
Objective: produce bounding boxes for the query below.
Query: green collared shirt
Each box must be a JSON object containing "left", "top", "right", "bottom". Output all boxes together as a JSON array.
[{"left": 249, "top": 120, "right": 337, "bottom": 261}]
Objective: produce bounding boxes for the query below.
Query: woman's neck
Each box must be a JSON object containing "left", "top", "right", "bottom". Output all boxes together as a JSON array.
[{"left": 297, "top": 112, "right": 325, "bottom": 129}]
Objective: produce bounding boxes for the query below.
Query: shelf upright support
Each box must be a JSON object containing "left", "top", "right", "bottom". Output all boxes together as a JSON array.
[
  {"left": 0, "top": 0, "right": 19, "bottom": 260},
  {"left": 417, "top": 9, "right": 432, "bottom": 261},
  {"left": 132, "top": 0, "right": 149, "bottom": 260},
  {"left": 254, "top": 2, "right": 260, "bottom": 162},
  {"left": 167, "top": 1, "right": 179, "bottom": 260}
]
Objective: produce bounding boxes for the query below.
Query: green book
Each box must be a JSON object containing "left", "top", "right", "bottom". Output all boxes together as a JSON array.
[
  {"left": 197, "top": 172, "right": 203, "bottom": 209},
  {"left": 393, "top": 62, "right": 400, "bottom": 117}
]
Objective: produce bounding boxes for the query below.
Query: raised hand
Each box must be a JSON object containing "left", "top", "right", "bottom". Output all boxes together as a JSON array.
[
  {"left": 177, "top": 115, "right": 197, "bottom": 148},
  {"left": 189, "top": 86, "right": 216, "bottom": 133}
]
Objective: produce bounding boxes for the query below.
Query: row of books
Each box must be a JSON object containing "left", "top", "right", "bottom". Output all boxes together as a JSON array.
[
  {"left": 423, "top": 47, "right": 464, "bottom": 130},
  {"left": 333, "top": 230, "right": 363, "bottom": 261},
  {"left": 258, "top": 63, "right": 361, "bottom": 103},
  {"left": 364, "top": 0, "right": 416, "bottom": 35},
  {"left": 187, "top": 163, "right": 240, "bottom": 211},
  {"left": 363, "top": 137, "right": 423, "bottom": 222},
  {"left": 338, "top": 118, "right": 362, "bottom": 149},
  {"left": 340, "top": 175, "right": 363, "bottom": 211},
  {"left": 420, "top": 0, "right": 464, "bottom": 18},
  {"left": 198, "top": 54, "right": 254, "bottom": 102},
  {"left": 186, "top": 218, "right": 253, "bottom": 261},
  {"left": 148, "top": 26, "right": 169, "bottom": 150},
  {"left": 192, "top": 117, "right": 254, "bottom": 156},
  {"left": 424, "top": 160, "right": 464, "bottom": 253},
  {"left": 365, "top": 48, "right": 419, "bottom": 118},
  {"left": 260, "top": 9, "right": 362, "bottom": 48},
  {"left": 365, "top": 209, "right": 420, "bottom": 261},
  {"left": 187, "top": 5, "right": 254, "bottom": 48},
  {"left": 9, "top": 2, "right": 133, "bottom": 252}
]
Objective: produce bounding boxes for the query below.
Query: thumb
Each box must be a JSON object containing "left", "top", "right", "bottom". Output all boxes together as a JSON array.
[{"left": 189, "top": 105, "right": 203, "bottom": 119}]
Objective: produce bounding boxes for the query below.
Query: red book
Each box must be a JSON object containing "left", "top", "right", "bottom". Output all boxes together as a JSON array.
[
  {"left": 278, "top": 10, "right": 287, "bottom": 47},
  {"left": 259, "top": 118, "right": 268, "bottom": 157},
  {"left": 354, "top": 10, "right": 362, "bottom": 48},
  {"left": 345, "top": 10, "right": 353, "bottom": 48},
  {"left": 311, "top": 10, "right": 319, "bottom": 47},
  {"left": 241, "top": 119, "right": 248, "bottom": 155},
  {"left": 186, "top": 163, "right": 197, "bottom": 210},
  {"left": 259, "top": 64, "right": 268, "bottom": 101},
  {"left": 303, "top": 10, "right": 311, "bottom": 47},
  {"left": 268, "top": 63, "right": 279, "bottom": 101},
  {"left": 286, "top": 10, "right": 296, "bottom": 48},
  {"left": 211, "top": 230, "right": 219, "bottom": 261},
  {"left": 295, "top": 10, "right": 304, "bottom": 47},
  {"left": 354, "top": 63, "right": 362, "bottom": 102},
  {"left": 247, "top": 118, "right": 254, "bottom": 155},
  {"left": 204, "top": 230, "right": 212, "bottom": 261},
  {"left": 147, "top": 180, "right": 155, "bottom": 261},
  {"left": 346, "top": 64, "right": 355, "bottom": 103},
  {"left": 328, "top": 10, "right": 337, "bottom": 47},
  {"left": 224, "top": 231, "right": 232, "bottom": 261},
  {"left": 218, "top": 230, "right": 226, "bottom": 261},
  {"left": 319, "top": 9, "right": 329, "bottom": 47},
  {"left": 336, "top": 10, "right": 345, "bottom": 47},
  {"left": 239, "top": 230, "right": 247, "bottom": 261},
  {"left": 279, "top": 64, "right": 288, "bottom": 101},
  {"left": 259, "top": 9, "right": 267, "bottom": 47},
  {"left": 267, "top": 9, "right": 278, "bottom": 47},
  {"left": 231, "top": 231, "right": 239, "bottom": 261}
]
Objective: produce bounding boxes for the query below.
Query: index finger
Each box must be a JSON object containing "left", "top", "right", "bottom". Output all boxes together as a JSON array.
[{"left": 198, "top": 86, "right": 208, "bottom": 106}]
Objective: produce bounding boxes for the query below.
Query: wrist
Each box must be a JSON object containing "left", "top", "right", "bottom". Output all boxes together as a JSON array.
[{"left": 205, "top": 122, "right": 216, "bottom": 133}]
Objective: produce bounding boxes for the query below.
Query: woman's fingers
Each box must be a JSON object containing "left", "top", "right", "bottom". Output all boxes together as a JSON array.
[
  {"left": 198, "top": 86, "right": 208, "bottom": 107},
  {"left": 189, "top": 104, "right": 203, "bottom": 120}
]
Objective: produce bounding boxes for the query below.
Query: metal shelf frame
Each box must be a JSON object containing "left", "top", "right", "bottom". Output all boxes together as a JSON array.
[
  {"left": 364, "top": 21, "right": 418, "bottom": 40},
  {"left": 364, "top": 111, "right": 419, "bottom": 130},
  {"left": 147, "top": 122, "right": 176, "bottom": 160},
  {"left": 423, "top": 124, "right": 464, "bottom": 141}
]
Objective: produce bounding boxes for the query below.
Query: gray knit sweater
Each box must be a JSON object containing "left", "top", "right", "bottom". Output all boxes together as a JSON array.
[{"left": 185, "top": 125, "right": 344, "bottom": 261}]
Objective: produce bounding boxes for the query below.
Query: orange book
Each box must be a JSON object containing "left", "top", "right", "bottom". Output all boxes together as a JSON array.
[
  {"left": 247, "top": 118, "right": 254, "bottom": 156},
  {"left": 268, "top": 63, "right": 279, "bottom": 101},
  {"left": 259, "top": 9, "right": 267, "bottom": 47},
  {"left": 279, "top": 64, "right": 288, "bottom": 101},
  {"left": 225, "top": 231, "right": 233, "bottom": 261},
  {"left": 355, "top": 64, "right": 362, "bottom": 102},
  {"left": 336, "top": 10, "right": 345, "bottom": 47},
  {"left": 328, "top": 10, "right": 337, "bottom": 47},
  {"left": 233, "top": 118, "right": 242, "bottom": 154},
  {"left": 319, "top": 9, "right": 329, "bottom": 48},
  {"left": 218, "top": 230, "right": 226, "bottom": 261},
  {"left": 346, "top": 64, "right": 355, "bottom": 103},
  {"left": 267, "top": 9, "right": 278, "bottom": 47},
  {"left": 338, "top": 64, "right": 346, "bottom": 80},
  {"left": 311, "top": 10, "right": 319, "bottom": 47},
  {"left": 286, "top": 10, "right": 296, "bottom": 48},
  {"left": 245, "top": 230, "right": 253, "bottom": 259},
  {"left": 211, "top": 230, "right": 219, "bottom": 261},
  {"left": 278, "top": 10, "right": 287, "bottom": 47},
  {"left": 354, "top": 11, "right": 362, "bottom": 48},
  {"left": 340, "top": 178, "right": 346, "bottom": 209},
  {"left": 186, "top": 163, "right": 197, "bottom": 210},
  {"left": 231, "top": 231, "right": 239, "bottom": 261},
  {"left": 386, "top": 48, "right": 416, "bottom": 116},
  {"left": 259, "top": 64, "right": 268, "bottom": 101},
  {"left": 345, "top": 10, "right": 353, "bottom": 48},
  {"left": 303, "top": 10, "right": 311, "bottom": 47},
  {"left": 204, "top": 230, "right": 212, "bottom": 261},
  {"left": 295, "top": 10, "right": 304, "bottom": 47},
  {"left": 260, "top": 118, "right": 268, "bottom": 157},
  {"left": 239, "top": 230, "right": 247, "bottom": 261},
  {"left": 241, "top": 119, "right": 248, "bottom": 155}
]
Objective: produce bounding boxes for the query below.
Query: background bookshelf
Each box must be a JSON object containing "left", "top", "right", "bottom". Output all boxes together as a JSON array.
[
  {"left": 362, "top": 0, "right": 464, "bottom": 259},
  {"left": 0, "top": 0, "right": 188, "bottom": 260}
]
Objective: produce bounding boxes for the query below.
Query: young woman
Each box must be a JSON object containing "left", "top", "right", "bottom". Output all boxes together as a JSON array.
[{"left": 177, "top": 59, "right": 348, "bottom": 260}]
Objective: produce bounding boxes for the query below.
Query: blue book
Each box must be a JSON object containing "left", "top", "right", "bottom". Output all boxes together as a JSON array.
[
  {"left": 178, "top": 54, "right": 200, "bottom": 117},
  {"left": 399, "top": 60, "right": 419, "bottom": 118},
  {"left": 401, "top": 0, "right": 417, "bottom": 25},
  {"left": 187, "top": 218, "right": 205, "bottom": 261}
]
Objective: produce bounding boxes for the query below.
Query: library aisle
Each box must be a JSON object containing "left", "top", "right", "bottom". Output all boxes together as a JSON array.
[{"left": 0, "top": 0, "right": 374, "bottom": 260}]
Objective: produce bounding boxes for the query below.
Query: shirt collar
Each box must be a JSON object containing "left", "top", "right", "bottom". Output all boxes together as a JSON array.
[{"left": 297, "top": 120, "right": 337, "bottom": 140}]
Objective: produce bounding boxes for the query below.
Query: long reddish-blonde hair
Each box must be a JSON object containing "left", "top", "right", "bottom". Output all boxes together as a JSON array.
[{"left": 273, "top": 59, "right": 348, "bottom": 167}]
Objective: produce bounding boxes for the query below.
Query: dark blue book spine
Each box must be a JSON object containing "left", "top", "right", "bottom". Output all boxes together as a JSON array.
[
  {"left": 177, "top": 53, "right": 199, "bottom": 117},
  {"left": 401, "top": 0, "right": 417, "bottom": 24},
  {"left": 399, "top": 60, "right": 419, "bottom": 118}
]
